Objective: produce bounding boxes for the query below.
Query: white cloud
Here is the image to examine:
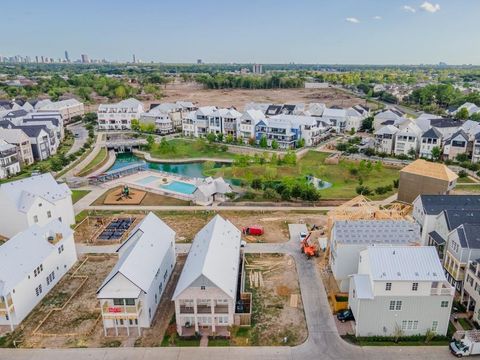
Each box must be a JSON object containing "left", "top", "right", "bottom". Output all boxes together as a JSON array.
[
  {"left": 420, "top": 1, "right": 440, "bottom": 13},
  {"left": 345, "top": 17, "right": 360, "bottom": 23},
  {"left": 403, "top": 5, "right": 416, "bottom": 13},
  {"left": 373, "top": 15, "right": 382, "bottom": 20}
]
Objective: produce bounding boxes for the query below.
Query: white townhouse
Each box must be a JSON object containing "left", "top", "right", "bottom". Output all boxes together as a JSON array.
[
  {"left": 393, "top": 119, "right": 423, "bottom": 156},
  {"left": 182, "top": 106, "right": 216, "bottom": 137},
  {"left": 373, "top": 108, "right": 405, "bottom": 131},
  {"left": 321, "top": 108, "right": 347, "bottom": 133},
  {"left": 452, "top": 102, "right": 480, "bottom": 117},
  {"left": 443, "top": 130, "right": 469, "bottom": 161},
  {"left": 209, "top": 108, "right": 242, "bottom": 138},
  {"left": 97, "top": 98, "right": 145, "bottom": 131},
  {"left": 140, "top": 107, "right": 174, "bottom": 135},
  {"left": 306, "top": 102, "right": 326, "bottom": 117},
  {"left": 330, "top": 220, "right": 420, "bottom": 292},
  {"left": 269, "top": 114, "right": 324, "bottom": 147},
  {"left": 420, "top": 127, "right": 442, "bottom": 159},
  {"left": 97, "top": 213, "right": 176, "bottom": 336},
  {"left": 374, "top": 125, "right": 398, "bottom": 154},
  {"left": 0, "top": 220, "right": 77, "bottom": 330},
  {"left": 473, "top": 133, "right": 480, "bottom": 164},
  {"left": 173, "top": 215, "right": 242, "bottom": 336},
  {"left": 36, "top": 98, "right": 85, "bottom": 121},
  {"left": 237, "top": 109, "right": 265, "bottom": 143},
  {"left": 0, "top": 173, "right": 75, "bottom": 238},
  {"left": 0, "top": 140, "right": 20, "bottom": 179},
  {"left": 345, "top": 107, "right": 367, "bottom": 132},
  {"left": 0, "top": 128, "right": 34, "bottom": 166},
  {"left": 349, "top": 246, "right": 454, "bottom": 337}
]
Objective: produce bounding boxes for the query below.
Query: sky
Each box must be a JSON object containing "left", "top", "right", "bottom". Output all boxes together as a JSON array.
[{"left": 1, "top": 0, "right": 479, "bottom": 65}]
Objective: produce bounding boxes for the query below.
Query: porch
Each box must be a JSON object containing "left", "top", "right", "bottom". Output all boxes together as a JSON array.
[{"left": 181, "top": 325, "right": 230, "bottom": 338}]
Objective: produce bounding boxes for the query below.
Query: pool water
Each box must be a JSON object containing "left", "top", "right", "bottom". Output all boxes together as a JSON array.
[
  {"left": 135, "top": 175, "right": 161, "bottom": 185},
  {"left": 161, "top": 181, "right": 197, "bottom": 195},
  {"left": 110, "top": 153, "right": 227, "bottom": 178}
]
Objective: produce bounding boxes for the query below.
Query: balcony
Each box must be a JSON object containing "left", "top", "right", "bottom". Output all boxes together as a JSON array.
[
  {"left": 431, "top": 283, "right": 455, "bottom": 296},
  {"left": 197, "top": 305, "right": 212, "bottom": 314},
  {"left": 0, "top": 296, "right": 14, "bottom": 313},
  {"left": 102, "top": 301, "right": 142, "bottom": 317},
  {"left": 214, "top": 305, "right": 229, "bottom": 314},
  {"left": 179, "top": 305, "right": 194, "bottom": 314}
]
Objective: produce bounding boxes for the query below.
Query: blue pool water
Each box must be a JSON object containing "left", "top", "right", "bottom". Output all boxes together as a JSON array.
[
  {"left": 161, "top": 181, "right": 197, "bottom": 195},
  {"left": 135, "top": 175, "right": 160, "bottom": 185}
]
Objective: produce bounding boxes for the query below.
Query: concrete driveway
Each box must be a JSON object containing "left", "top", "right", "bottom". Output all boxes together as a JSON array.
[{"left": 66, "top": 123, "right": 88, "bottom": 156}]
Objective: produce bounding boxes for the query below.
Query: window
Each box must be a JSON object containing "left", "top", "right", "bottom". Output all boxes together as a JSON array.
[
  {"left": 385, "top": 282, "right": 392, "bottom": 291},
  {"left": 125, "top": 298, "right": 135, "bottom": 306},
  {"left": 34, "top": 264, "right": 43, "bottom": 277},
  {"left": 58, "top": 217, "right": 62, "bottom": 222},
  {"left": 5, "top": 314, "right": 9, "bottom": 321},
  {"left": 163, "top": 270, "right": 168, "bottom": 281},
  {"left": 389, "top": 300, "right": 396, "bottom": 311},
  {"left": 119, "top": 319, "right": 124, "bottom": 325},
  {"left": 58, "top": 245, "right": 64, "bottom": 254},
  {"left": 441, "top": 301, "right": 449, "bottom": 308},
  {"left": 432, "top": 321, "right": 438, "bottom": 332},
  {"left": 149, "top": 308, "right": 152, "bottom": 319},
  {"left": 155, "top": 294, "right": 158, "bottom": 304},
  {"left": 401, "top": 320, "right": 419, "bottom": 330},
  {"left": 412, "top": 282, "right": 418, "bottom": 291},
  {"left": 35, "top": 285, "right": 42, "bottom": 297},
  {"left": 38, "top": 203, "right": 42, "bottom": 207},
  {"left": 33, "top": 215, "right": 38, "bottom": 223},
  {"left": 129, "top": 319, "right": 133, "bottom": 326},
  {"left": 159, "top": 282, "right": 163, "bottom": 294},
  {"left": 113, "top": 299, "right": 123, "bottom": 306},
  {"left": 396, "top": 301, "right": 402, "bottom": 310},
  {"left": 389, "top": 300, "right": 402, "bottom": 311},
  {"left": 47, "top": 211, "right": 51, "bottom": 218},
  {"left": 201, "top": 286, "right": 206, "bottom": 290},
  {"left": 46, "top": 271, "right": 55, "bottom": 285}
]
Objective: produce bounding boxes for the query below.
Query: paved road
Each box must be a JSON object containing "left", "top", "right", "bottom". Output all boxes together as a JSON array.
[
  {"left": 66, "top": 123, "right": 88, "bottom": 156},
  {"left": 2, "top": 224, "right": 454, "bottom": 359}
]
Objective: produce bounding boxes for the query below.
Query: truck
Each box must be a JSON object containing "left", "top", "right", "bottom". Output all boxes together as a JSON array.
[
  {"left": 450, "top": 330, "right": 480, "bottom": 357},
  {"left": 242, "top": 226, "right": 264, "bottom": 236}
]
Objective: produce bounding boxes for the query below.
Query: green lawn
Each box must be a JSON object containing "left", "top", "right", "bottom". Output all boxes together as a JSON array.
[
  {"left": 71, "top": 190, "right": 90, "bottom": 204},
  {"left": 457, "top": 176, "right": 477, "bottom": 184},
  {"left": 210, "top": 151, "right": 400, "bottom": 199},
  {"left": 458, "top": 318, "right": 474, "bottom": 330},
  {"left": 148, "top": 138, "right": 236, "bottom": 160},
  {"left": 455, "top": 185, "right": 480, "bottom": 193},
  {"left": 77, "top": 147, "right": 108, "bottom": 176},
  {"left": 160, "top": 334, "right": 200, "bottom": 347},
  {"left": 208, "top": 338, "right": 231, "bottom": 346},
  {"left": 342, "top": 334, "right": 450, "bottom": 346}
]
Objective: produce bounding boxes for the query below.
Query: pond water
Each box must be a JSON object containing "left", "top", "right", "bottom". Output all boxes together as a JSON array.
[{"left": 110, "top": 153, "right": 236, "bottom": 181}]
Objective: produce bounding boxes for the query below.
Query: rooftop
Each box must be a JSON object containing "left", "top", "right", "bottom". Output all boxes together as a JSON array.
[
  {"left": 400, "top": 159, "right": 458, "bottom": 182},
  {"left": 417, "top": 195, "right": 480, "bottom": 215}
]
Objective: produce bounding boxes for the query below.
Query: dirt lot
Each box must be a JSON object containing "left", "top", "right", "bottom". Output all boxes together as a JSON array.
[
  {"left": 14, "top": 255, "right": 118, "bottom": 348},
  {"left": 74, "top": 214, "right": 141, "bottom": 244},
  {"left": 154, "top": 81, "right": 373, "bottom": 111},
  {"left": 243, "top": 253, "right": 307, "bottom": 346},
  {"left": 92, "top": 186, "right": 190, "bottom": 206}
]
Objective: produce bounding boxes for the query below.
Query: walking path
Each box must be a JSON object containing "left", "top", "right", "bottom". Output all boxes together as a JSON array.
[
  {"left": 59, "top": 133, "right": 105, "bottom": 179},
  {"left": 3, "top": 224, "right": 454, "bottom": 360}
]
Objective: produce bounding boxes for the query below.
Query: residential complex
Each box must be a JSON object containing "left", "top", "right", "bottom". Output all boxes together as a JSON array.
[
  {"left": 349, "top": 246, "right": 454, "bottom": 337},
  {"left": 0, "top": 139, "right": 20, "bottom": 179},
  {"left": 97, "top": 98, "right": 144, "bottom": 130}
]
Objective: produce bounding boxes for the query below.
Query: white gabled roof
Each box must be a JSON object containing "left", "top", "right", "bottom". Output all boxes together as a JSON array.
[
  {"left": 98, "top": 98, "right": 143, "bottom": 111},
  {"left": 196, "top": 106, "right": 217, "bottom": 117},
  {"left": 194, "top": 177, "right": 232, "bottom": 197},
  {"left": 213, "top": 108, "right": 242, "bottom": 119},
  {"left": 270, "top": 114, "right": 318, "bottom": 127},
  {"left": 240, "top": 109, "right": 265, "bottom": 123},
  {"left": 364, "top": 246, "right": 446, "bottom": 282},
  {"left": 0, "top": 173, "right": 71, "bottom": 213},
  {"left": 351, "top": 274, "right": 374, "bottom": 299},
  {"left": 37, "top": 98, "right": 82, "bottom": 111},
  {"left": 173, "top": 215, "right": 241, "bottom": 299},
  {"left": 375, "top": 125, "right": 399, "bottom": 136},
  {"left": 322, "top": 108, "right": 347, "bottom": 118},
  {"left": 0, "top": 220, "right": 73, "bottom": 295},
  {"left": 97, "top": 213, "right": 176, "bottom": 298}
]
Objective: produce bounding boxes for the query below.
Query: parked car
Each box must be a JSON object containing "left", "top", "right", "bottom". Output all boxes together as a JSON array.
[
  {"left": 240, "top": 240, "right": 247, "bottom": 248},
  {"left": 337, "top": 309, "right": 355, "bottom": 323},
  {"left": 242, "top": 226, "right": 264, "bottom": 236},
  {"left": 300, "top": 231, "right": 308, "bottom": 241},
  {"left": 450, "top": 330, "right": 480, "bottom": 357}
]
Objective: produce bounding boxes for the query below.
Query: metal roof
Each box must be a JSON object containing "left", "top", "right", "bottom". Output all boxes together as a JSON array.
[
  {"left": 173, "top": 215, "right": 241, "bottom": 300},
  {"left": 365, "top": 246, "right": 446, "bottom": 282},
  {"left": 332, "top": 220, "right": 420, "bottom": 245}
]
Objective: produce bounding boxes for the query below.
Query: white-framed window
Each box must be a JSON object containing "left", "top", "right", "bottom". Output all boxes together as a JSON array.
[
  {"left": 389, "top": 300, "right": 395, "bottom": 311},
  {"left": 390, "top": 300, "right": 402, "bottom": 311},
  {"left": 58, "top": 244, "right": 64, "bottom": 254},
  {"left": 412, "top": 282, "right": 418, "bottom": 291},
  {"left": 33, "top": 215, "right": 38, "bottom": 223},
  {"left": 47, "top": 211, "right": 52, "bottom": 218},
  {"left": 432, "top": 321, "right": 438, "bottom": 332},
  {"left": 201, "top": 286, "right": 206, "bottom": 290},
  {"left": 35, "top": 284, "right": 42, "bottom": 296},
  {"left": 386, "top": 282, "right": 392, "bottom": 291},
  {"left": 401, "top": 320, "right": 419, "bottom": 330},
  {"left": 441, "top": 301, "right": 449, "bottom": 308}
]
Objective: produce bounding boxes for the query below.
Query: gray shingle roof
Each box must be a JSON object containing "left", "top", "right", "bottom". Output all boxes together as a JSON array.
[
  {"left": 444, "top": 210, "right": 480, "bottom": 231},
  {"left": 456, "top": 224, "right": 480, "bottom": 249},
  {"left": 419, "top": 195, "right": 480, "bottom": 215},
  {"left": 422, "top": 127, "right": 442, "bottom": 139}
]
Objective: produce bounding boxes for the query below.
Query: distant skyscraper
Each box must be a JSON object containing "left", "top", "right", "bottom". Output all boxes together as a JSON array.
[
  {"left": 40, "top": 56, "right": 44, "bottom": 63},
  {"left": 65, "top": 50, "right": 70, "bottom": 62},
  {"left": 132, "top": 54, "right": 136, "bottom": 64},
  {"left": 197, "top": 59, "right": 203, "bottom": 64},
  {"left": 81, "top": 54, "right": 89, "bottom": 63},
  {"left": 252, "top": 64, "right": 263, "bottom": 74},
  {"left": 35, "top": 56, "right": 39, "bottom": 63}
]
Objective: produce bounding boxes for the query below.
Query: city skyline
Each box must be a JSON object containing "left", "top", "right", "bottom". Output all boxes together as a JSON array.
[{"left": 1, "top": 0, "right": 480, "bottom": 65}]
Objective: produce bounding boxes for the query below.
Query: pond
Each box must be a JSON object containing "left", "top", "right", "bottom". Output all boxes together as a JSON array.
[{"left": 109, "top": 153, "right": 243, "bottom": 184}]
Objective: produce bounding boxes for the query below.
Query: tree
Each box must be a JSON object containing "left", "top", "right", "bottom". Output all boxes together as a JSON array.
[
  {"left": 146, "top": 135, "right": 155, "bottom": 150},
  {"left": 281, "top": 188, "right": 291, "bottom": 201},
  {"left": 361, "top": 116, "right": 374, "bottom": 131},
  {"left": 455, "top": 107, "right": 469, "bottom": 120},
  {"left": 271, "top": 140, "right": 279, "bottom": 149},
  {"left": 430, "top": 146, "right": 441, "bottom": 161},
  {"left": 114, "top": 85, "right": 127, "bottom": 99},
  {"left": 206, "top": 132, "right": 216, "bottom": 143},
  {"left": 131, "top": 119, "right": 140, "bottom": 131},
  {"left": 225, "top": 134, "right": 234, "bottom": 144},
  {"left": 456, "top": 153, "right": 469, "bottom": 163},
  {"left": 363, "top": 147, "right": 375, "bottom": 157},
  {"left": 259, "top": 135, "right": 268, "bottom": 148},
  {"left": 248, "top": 137, "right": 255, "bottom": 146},
  {"left": 297, "top": 138, "right": 305, "bottom": 148},
  {"left": 407, "top": 148, "right": 417, "bottom": 159},
  {"left": 251, "top": 178, "right": 263, "bottom": 190}
]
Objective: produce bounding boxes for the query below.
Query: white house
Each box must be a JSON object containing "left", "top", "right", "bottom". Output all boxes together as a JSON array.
[
  {"left": 36, "top": 98, "right": 85, "bottom": 121},
  {"left": 140, "top": 107, "right": 174, "bottom": 134},
  {"left": 237, "top": 109, "right": 265, "bottom": 143},
  {"left": 269, "top": 114, "right": 324, "bottom": 147},
  {"left": 97, "top": 98, "right": 144, "bottom": 130},
  {"left": 321, "top": 108, "right": 347, "bottom": 133},
  {"left": 420, "top": 128, "right": 442, "bottom": 159},
  {"left": 349, "top": 246, "right": 454, "bottom": 337},
  {"left": 0, "top": 173, "right": 75, "bottom": 238},
  {"left": 373, "top": 108, "right": 405, "bottom": 131},
  {"left": 172, "top": 215, "right": 242, "bottom": 336},
  {"left": 393, "top": 119, "right": 422, "bottom": 156},
  {"left": 452, "top": 102, "right": 480, "bottom": 117},
  {"left": 194, "top": 177, "right": 233, "bottom": 205},
  {"left": 182, "top": 106, "right": 216, "bottom": 137},
  {"left": 346, "top": 107, "right": 367, "bottom": 132},
  {"left": 0, "top": 220, "right": 77, "bottom": 330},
  {"left": 374, "top": 125, "right": 398, "bottom": 154},
  {"left": 97, "top": 213, "right": 176, "bottom": 336},
  {"left": 443, "top": 130, "right": 469, "bottom": 161},
  {"left": 0, "top": 128, "right": 34, "bottom": 166},
  {"left": 209, "top": 108, "right": 242, "bottom": 138},
  {"left": 0, "top": 139, "right": 20, "bottom": 179},
  {"left": 330, "top": 220, "right": 420, "bottom": 292}
]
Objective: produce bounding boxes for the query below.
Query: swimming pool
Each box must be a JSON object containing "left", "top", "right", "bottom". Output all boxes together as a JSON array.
[
  {"left": 160, "top": 181, "right": 197, "bottom": 195},
  {"left": 135, "top": 175, "right": 160, "bottom": 185}
]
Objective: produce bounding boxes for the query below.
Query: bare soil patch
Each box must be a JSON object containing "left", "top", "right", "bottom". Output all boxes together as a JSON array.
[{"left": 92, "top": 186, "right": 190, "bottom": 206}]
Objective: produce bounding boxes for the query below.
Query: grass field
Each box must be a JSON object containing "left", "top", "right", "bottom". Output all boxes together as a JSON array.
[
  {"left": 149, "top": 139, "right": 235, "bottom": 160},
  {"left": 210, "top": 151, "right": 400, "bottom": 199},
  {"left": 454, "top": 185, "right": 480, "bottom": 194},
  {"left": 71, "top": 190, "right": 90, "bottom": 204},
  {"left": 77, "top": 147, "right": 108, "bottom": 176}
]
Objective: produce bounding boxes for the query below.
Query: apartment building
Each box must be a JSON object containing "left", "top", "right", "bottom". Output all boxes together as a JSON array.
[
  {"left": 173, "top": 215, "right": 243, "bottom": 336},
  {"left": 36, "top": 98, "right": 85, "bottom": 121},
  {"left": 321, "top": 108, "right": 347, "bottom": 133},
  {"left": 182, "top": 106, "right": 216, "bottom": 137},
  {"left": 0, "top": 140, "right": 20, "bottom": 179},
  {"left": 255, "top": 117, "right": 298, "bottom": 149},
  {"left": 374, "top": 125, "right": 398, "bottom": 154},
  {"left": 330, "top": 220, "right": 420, "bottom": 292},
  {"left": 349, "top": 246, "right": 454, "bottom": 337},
  {"left": 140, "top": 107, "right": 174, "bottom": 134},
  {"left": 397, "top": 159, "right": 458, "bottom": 204},
  {"left": 0, "top": 128, "right": 34, "bottom": 165},
  {"left": 208, "top": 108, "right": 242, "bottom": 137},
  {"left": 97, "top": 98, "right": 144, "bottom": 130},
  {"left": 0, "top": 220, "right": 77, "bottom": 330},
  {"left": 0, "top": 173, "right": 74, "bottom": 238},
  {"left": 473, "top": 133, "right": 480, "bottom": 164},
  {"left": 97, "top": 213, "right": 176, "bottom": 336},
  {"left": 462, "top": 260, "right": 480, "bottom": 319}
]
